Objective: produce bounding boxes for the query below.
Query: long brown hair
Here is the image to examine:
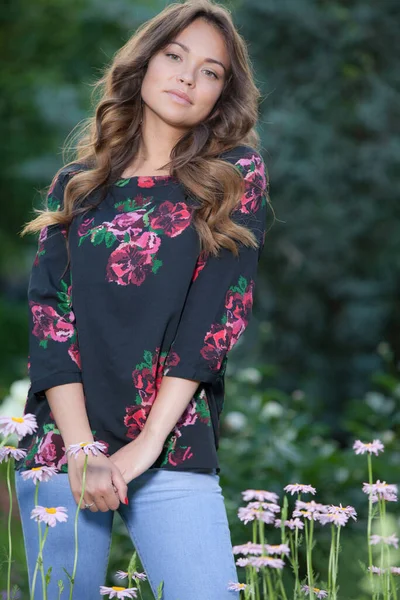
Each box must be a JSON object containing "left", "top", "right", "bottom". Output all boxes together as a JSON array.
[{"left": 20, "top": 0, "right": 271, "bottom": 259}]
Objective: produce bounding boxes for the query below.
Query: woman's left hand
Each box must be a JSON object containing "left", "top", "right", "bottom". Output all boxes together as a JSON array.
[{"left": 109, "top": 429, "right": 166, "bottom": 484}]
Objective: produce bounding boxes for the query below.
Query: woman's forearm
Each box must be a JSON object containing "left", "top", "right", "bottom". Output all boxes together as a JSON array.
[
  {"left": 45, "top": 382, "right": 95, "bottom": 447},
  {"left": 141, "top": 376, "right": 200, "bottom": 442}
]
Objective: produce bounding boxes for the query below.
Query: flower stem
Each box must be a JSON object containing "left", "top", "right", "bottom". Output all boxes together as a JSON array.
[
  {"left": 6, "top": 458, "right": 13, "bottom": 600},
  {"left": 30, "top": 525, "right": 50, "bottom": 600},
  {"left": 367, "top": 454, "right": 374, "bottom": 596},
  {"left": 69, "top": 453, "right": 89, "bottom": 600}
]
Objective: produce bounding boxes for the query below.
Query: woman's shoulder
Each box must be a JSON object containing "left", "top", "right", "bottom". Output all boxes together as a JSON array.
[{"left": 218, "top": 144, "right": 263, "bottom": 165}]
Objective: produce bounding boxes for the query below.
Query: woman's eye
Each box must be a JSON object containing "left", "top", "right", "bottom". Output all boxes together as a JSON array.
[
  {"left": 203, "top": 69, "right": 218, "bottom": 80},
  {"left": 166, "top": 52, "right": 180, "bottom": 61}
]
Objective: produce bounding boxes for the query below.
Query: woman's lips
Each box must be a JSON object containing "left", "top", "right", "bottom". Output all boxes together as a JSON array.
[{"left": 165, "top": 91, "right": 192, "bottom": 106}]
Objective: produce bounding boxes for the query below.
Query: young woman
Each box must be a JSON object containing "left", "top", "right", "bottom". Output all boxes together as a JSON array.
[{"left": 15, "top": 1, "right": 269, "bottom": 598}]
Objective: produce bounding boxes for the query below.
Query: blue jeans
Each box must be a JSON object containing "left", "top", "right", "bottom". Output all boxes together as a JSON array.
[{"left": 15, "top": 468, "right": 240, "bottom": 600}]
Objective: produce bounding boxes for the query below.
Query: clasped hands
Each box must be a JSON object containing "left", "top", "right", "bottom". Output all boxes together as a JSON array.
[{"left": 67, "top": 429, "right": 165, "bottom": 513}]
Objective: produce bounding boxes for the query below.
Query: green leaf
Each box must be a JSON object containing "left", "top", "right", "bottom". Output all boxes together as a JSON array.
[
  {"left": 152, "top": 259, "right": 163, "bottom": 274},
  {"left": 92, "top": 227, "right": 106, "bottom": 245},
  {"left": 105, "top": 230, "right": 117, "bottom": 248}
]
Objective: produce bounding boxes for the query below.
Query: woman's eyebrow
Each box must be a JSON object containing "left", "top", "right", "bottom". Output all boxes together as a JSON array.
[{"left": 168, "top": 40, "right": 227, "bottom": 73}]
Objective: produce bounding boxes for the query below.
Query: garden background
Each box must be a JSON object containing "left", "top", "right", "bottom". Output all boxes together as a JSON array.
[{"left": 1, "top": 0, "right": 399, "bottom": 598}]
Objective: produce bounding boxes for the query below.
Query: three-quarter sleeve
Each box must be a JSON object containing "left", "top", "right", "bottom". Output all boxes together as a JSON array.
[
  {"left": 163, "top": 145, "right": 268, "bottom": 384},
  {"left": 27, "top": 167, "right": 82, "bottom": 399}
]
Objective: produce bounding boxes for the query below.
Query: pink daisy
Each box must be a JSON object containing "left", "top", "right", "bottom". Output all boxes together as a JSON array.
[
  {"left": 30, "top": 506, "right": 68, "bottom": 527},
  {"left": 242, "top": 489, "right": 279, "bottom": 503},
  {"left": 66, "top": 441, "right": 108, "bottom": 458},
  {"left": 390, "top": 567, "right": 400, "bottom": 575},
  {"left": 227, "top": 582, "right": 247, "bottom": 591},
  {"left": 292, "top": 509, "right": 322, "bottom": 522},
  {"left": 246, "top": 501, "right": 281, "bottom": 513},
  {"left": 370, "top": 534, "right": 399, "bottom": 549},
  {"left": 115, "top": 571, "right": 146, "bottom": 582},
  {"left": 274, "top": 517, "right": 304, "bottom": 530},
  {"left": 248, "top": 556, "right": 285, "bottom": 571},
  {"left": 0, "top": 414, "right": 37, "bottom": 440},
  {"left": 99, "top": 586, "right": 138, "bottom": 598},
  {"left": 368, "top": 566, "right": 386, "bottom": 575},
  {"left": 318, "top": 512, "right": 349, "bottom": 527},
  {"left": 284, "top": 483, "right": 316, "bottom": 496},
  {"left": 237, "top": 506, "right": 276, "bottom": 525},
  {"left": 362, "top": 481, "right": 398, "bottom": 502},
  {"left": 21, "top": 466, "right": 58, "bottom": 484},
  {"left": 295, "top": 500, "right": 329, "bottom": 513},
  {"left": 353, "top": 439, "right": 384, "bottom": 456},
  {"left": 0, "top": 446, "right": 27, "bottom": 463},
  {"left": 301, "top": 585, "right": 328, "bottom": 598},
  {"left": 232, "top": 542, "right": 260, "bottom": 555},
  {"left": 264, "top": 544, "right": 290, "bottom": 556},
  {"left": 327, "top": 503, "right": 357, "bottom": 521}
]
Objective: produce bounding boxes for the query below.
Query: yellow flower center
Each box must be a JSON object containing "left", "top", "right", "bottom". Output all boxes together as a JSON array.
[
  {"left": 45, "top": 508, "right": 57, "bottom": 514},
  {"left": 313, "top": 588, "right": 321, "bottom": 593},
  {"left": 112, "top": 587, "right": 125, "bottom": 592},
  {"left": 4, "top": 446, "right": 16, "bottom": 450},
  {"left": 31, "top": 467, "right": 42, "bottom": 471},
  {"left": 12, "top": 417, "right": 24, "bottom": 423},
  {"left": 79, "top": 442, "right": 89, "bottom": 447},
  {"left": 237, "top": 583, "right": 246, "bottom": 589}
]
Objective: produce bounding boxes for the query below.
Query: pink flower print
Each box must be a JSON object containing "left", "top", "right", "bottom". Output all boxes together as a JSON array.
[
  {"left": 132, "top": 366, "right": 157, "bottom": 406},
  {"left": 133, "top": 231, "right": 161, "bottom": 254},
  {"left": 137, "top": 176, "right": 155, "bottom": 188},
  {"left": 68, "top": 342, "right": 81, "bottom": 369},
  {"left": 106, "top": 242, "right": 154, "bottom": 286},
  {"left": 168, "top": 445, "right": 193, "bottom": 467},
  {"left": 149, "top": 201, "right": 191, "bottom": 237},
  {"left": 124, "top": 406, "right": 149, "bottom": 439},
  {"left": 235, "top": 154, "right": 266, "bottom": 214},
  {"left": 192, "top": 252, "right": 207, "bottom": 282},
  {"left": 200, "top": 324, "right": 232, "bottom": 371},
  {"left": 78, "top": 217, "right": 95, "bottom": 237},
  {"left": 30, "top": 303, "right": 76, "bottom": 343},
  {"left": 104, "top": 212, "right": 146, "bottom": 242},
  {"left": 175, "top": 399, "right": 198, "bottom": 431},
  {"left": 36, "top": 431, "right": 67, "bottom": 471}
]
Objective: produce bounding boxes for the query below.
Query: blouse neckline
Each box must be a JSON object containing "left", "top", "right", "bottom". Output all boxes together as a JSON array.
[{"left": 113, "top": 174, "right": 178, "bottom": 188}]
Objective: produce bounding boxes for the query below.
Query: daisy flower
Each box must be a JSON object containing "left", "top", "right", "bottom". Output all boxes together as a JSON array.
[
  {"left": 295, "top": 500, "right": 329, "bottom": 513},
  {"left": 318, "top": 512, "right": 349, "bottom": 527},
  {"left": 327, "top": 503, "right": 357, "bottom": 521},
  {"left": 30, "top": 506, "right": 68, "bottom": 527},
  {"left": 284, "top": 483, "right": 316, "bottom": 496},
  {"left": 248, "top": 556, "right": 285, "bottom": 570},
  {"left": 362, "top": 481, "right": 398, "bottom": 502},
  {"left": 0, "top": 446, "right": 27, "bottom": 463},
  {"left": 227, "top": 582, "right": 247, "bottom": 591},
  {"left": 115, "top": 571, "right": 146, "bottom": 582},
  {"left": 241, "top": 489, "right": 279, "bottom": 503},
  {"left": 353, "top": 439, "right": 384, "bottom": 456},
  {"left": 99, "top": 586, "right": 138, "bottom": 598},
  {"left": 292, "top": 509, "right": 321, "bottom": 522},
  {"left": 66, "top": 441, "right": 107, "bottom": 458},
  {"left": 274, "top": 517, "right": 304, "bottom": 530},
  {"left": 390, "top": 567, "right": 400, "bottom": 575},
  {"left": 237, "top": 506, "right": 276, "bottom": 525},
  {"left": 232, "top": 542, "right": 259, "bottom": 555},
  {"left": 264, "top": 543, "right": 290, "bottom": 556},
  {"left": 246, "top": 500, "right": 281, "bottom": 513},
  {"left": 301, "top": 585, "right": 328, "bottom": 598},
  {"left": 370, "top": 534, "right": 399, "bottom": 549},
  {"left": 0, "top": 414, "right": 37, "bottom": 440},
  {"left": 368, "top": 566, "right": 386, "bottom": 575},
  {"left": 20, "top": 466, "right": 58, "bottom": 484}
]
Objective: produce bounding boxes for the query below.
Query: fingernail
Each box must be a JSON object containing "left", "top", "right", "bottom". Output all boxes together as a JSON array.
[{"left": 125, "top": 497, "right": 129, "bottom": 505}]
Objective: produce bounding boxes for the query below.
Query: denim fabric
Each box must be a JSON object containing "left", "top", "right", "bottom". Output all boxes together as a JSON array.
[{"left": 15, "top": 467, "right": 240, "bottom": 600}]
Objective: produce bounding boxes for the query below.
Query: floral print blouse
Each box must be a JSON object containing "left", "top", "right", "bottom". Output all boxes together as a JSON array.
[{"left": 14, "top": 145, "right": 268, "bottom": 475}]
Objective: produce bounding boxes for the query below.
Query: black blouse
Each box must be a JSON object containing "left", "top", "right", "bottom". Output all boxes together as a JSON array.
[{"left": 15, "top": 145, "right": 267, "bottom": 475}]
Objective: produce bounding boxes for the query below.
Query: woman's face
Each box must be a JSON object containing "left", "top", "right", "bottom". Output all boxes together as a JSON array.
[{"left": 141, "top": 18, "right": 231, "bottom": 129}]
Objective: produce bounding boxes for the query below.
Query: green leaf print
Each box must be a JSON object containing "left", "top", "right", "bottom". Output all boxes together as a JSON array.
[
  {"left": 39, "top": 339, "right": 48, "bottom": 349},
  {"left": 115, "top": 179, "right": 131, "bottom": 187},
  {"left": 124, "top": 231, "right": 130, "bottom": 243},
  {"left": 92, "top": 227, "right": 106, "bottom": 245},
  {"left": 238, "top": 275, "right": 247, "bottom": 294},
  {"left": 196, "top": 396, "right": 211, "bottom": 423},
  {"left": 152, "top": 259, "right": 163, "bottom": 274},
  {"left": 143, "top": 350, "right": 153, "bottom": 369},
  {"left": 47, "top": 195, "right": 61, "bottom": 212},
  {"left": 105, "top": 230, "right": 117, "bottom": 248}
]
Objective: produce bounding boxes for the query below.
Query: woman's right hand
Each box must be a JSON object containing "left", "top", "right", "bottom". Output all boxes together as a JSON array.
[{"left": 67, "top": 452, "right": 128, "bottom": 512}]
